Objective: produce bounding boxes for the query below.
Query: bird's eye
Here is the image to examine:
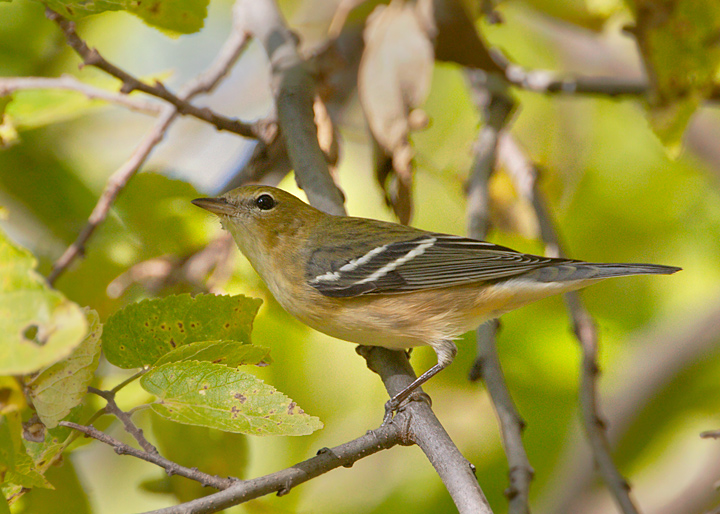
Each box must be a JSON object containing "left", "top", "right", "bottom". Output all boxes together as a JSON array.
[{"left": 255, "top": 193, "right": 276, "bottom": 211}]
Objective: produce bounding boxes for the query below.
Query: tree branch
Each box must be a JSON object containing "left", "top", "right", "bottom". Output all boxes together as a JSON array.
[
  {"left": 237, "top": 0, "right": 346, "bottom": 215},
  {"left": 542, "top": 294, "right": 720, "bottom": 513},
  {"left": 498, "top": 135, "right": 641, "bottom": 514},
  {"left": 357, "top": 346, "right": 494, "bottom": 514},
  {"left": 0, "top": 75, "right": 162, "bottom": 114},
  {"left": 60, "top": 421, "right": 237, "bottom": 490},
  {"left": 45, "top": 8, "right": 272, "bottom": 142},
  {"left": 47, "top": 9, "right": 251, "bottom": 285},
  {"left": 88, "top": 387, "right": 158, "bottom": 455},
  {"left": 138, "top": 421, "right": 404, "bottom": 514},
  {"left": 464, "top": 70, "right": 533, "bottom": 514}
]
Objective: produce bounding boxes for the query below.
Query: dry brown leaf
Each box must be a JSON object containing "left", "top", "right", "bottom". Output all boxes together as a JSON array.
[{"left": 359, "top": 0, "right": 435, "bottom": 223}]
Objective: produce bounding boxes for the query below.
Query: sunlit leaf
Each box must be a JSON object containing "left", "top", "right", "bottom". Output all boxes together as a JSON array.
[
  {"left": 153, "top": 340, "right": 271, "bottom": 368},
  {"left": 103, "top": 293, "right": 262, "bottom": 369},
  {"left": 0, "top": 228, "right": 87, "bottom": 375},
  {"left": 5, "top": 90, "right": 100, "bottom": 131},
  {"left": 0, "top": 412, "right": 52, "bottom": 493},
  {"left": 630, "top": 0, "right": 720, "bottom": 152},
  {"left": 141, "top": 361, "right": 323, "bottom": 436},
  {"left": 42, "top": 0, "right": 209, "bottom": 35},
  {"left": 27, "top": 309, "right": 102, "bottom": 428}
]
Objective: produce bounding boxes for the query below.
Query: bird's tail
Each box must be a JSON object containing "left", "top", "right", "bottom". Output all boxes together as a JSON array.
[{"left": 529, "top": 262, "right": 681, "bottom": 283}]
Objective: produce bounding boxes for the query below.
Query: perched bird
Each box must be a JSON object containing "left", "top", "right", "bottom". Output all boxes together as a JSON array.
[{"left": 192, "top": 185, "right": 680, "bottom": 422}]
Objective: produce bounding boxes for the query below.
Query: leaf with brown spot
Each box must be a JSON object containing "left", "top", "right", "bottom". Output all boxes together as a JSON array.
[
  {"left": 103, "top": 294, "right": 262, "bottom": 369},
  {"left": 141, "top": 361, "right": 322, "bottom": 436}
]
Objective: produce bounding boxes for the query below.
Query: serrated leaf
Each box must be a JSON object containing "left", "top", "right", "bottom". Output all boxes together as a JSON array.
[
  {"left": 141, "top": 361, "right": 322, "bottom": 436},
  {"left": 103, "top": 293, "right": 262, "bottom": 369},
  {"left": 0, "top": 228, "right": 87, "bottom": 375},
  {"left": 153, "top": 340, "right": 271, "bottom": 368},
  {"left": 42, "top": 0, "right": 209, "bottom": 35},
  {"left": 27, "top": 309, "right": 102, "bottom": 428},
  {"left": 0, "top": 412, "right": 52, "bottom": 492}
]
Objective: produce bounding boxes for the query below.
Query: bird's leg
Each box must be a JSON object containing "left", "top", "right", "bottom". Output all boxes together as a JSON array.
[{"left": 383, "top": 340, "right": 457, "bottom": 425}]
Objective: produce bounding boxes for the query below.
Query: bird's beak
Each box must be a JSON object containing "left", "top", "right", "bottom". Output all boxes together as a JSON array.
[{"left": 191, "top": 197, "right": 235, "bottom": 216}]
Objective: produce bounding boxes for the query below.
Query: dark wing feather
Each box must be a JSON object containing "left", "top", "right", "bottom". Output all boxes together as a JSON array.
[{"left": 309, "top": 234, "right": 575, "bottom": 298}]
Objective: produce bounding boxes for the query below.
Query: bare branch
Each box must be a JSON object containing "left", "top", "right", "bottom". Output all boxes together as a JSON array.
[
  {"left": 0, "top": 75, "right": 162, "bottom": 114},
  {"left": 47, "top": 10, "right": 251, "bottom": 285},
  {"left": 45, "top": 8, "right": 272, "bottom": 142},
  {"left": 237, "top": 0, "right": 346, "bottom": 215},
  {"left": 542, "top": 295, "right": 720, "bottom": 513},
  {"left": 88, "top": 387, "right": 158, "bottom": 455},
  {"left": 139, "top": 421, "right": 404, "bottom": 514},
  {"left": 357, "top": 346, "right": 494, "bottom": 514},
  {"left": 464, "top": 70, "right": 533, "bottom": 514},
  {"left": 498, "top": 135, "right": 641, "bottom": 514},
  {"left": 60, "top": 421, "right": 236, "bottom": 489}
]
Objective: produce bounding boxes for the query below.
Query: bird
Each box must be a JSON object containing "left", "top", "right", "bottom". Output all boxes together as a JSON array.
[{"left": 192, "top": 185, "right": 680, "bottom": 423}]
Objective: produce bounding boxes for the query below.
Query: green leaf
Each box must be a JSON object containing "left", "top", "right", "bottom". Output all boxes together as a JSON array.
[
  {"left": 103, "top": 293, "right": 262, "bottom": 369},
  {"left": 23, "top": 405, "right": 83, "bottom": 470},
  {"left": 0, "top": 412, "right": 52, "bottom": 492},
  {"left": 5, "top": 90, "right": 101, "bottom": 131},
  {"left": 153, "top": 340, "right": 271, "bottom": 368},
  {"left": 27, "top": 309, "right": 102, "bottom": 428},
  {"left": 0, "top": 228, "right": 87, "bottom": 375},
  {"left": 141, "top": 361, "right": 323, "bottom": 436},
  {"left": 42, "top": 0, "right": 209, "bottom": 35},
  {"left": 630, "top": 0, "right": 720, "bottom": 152}
]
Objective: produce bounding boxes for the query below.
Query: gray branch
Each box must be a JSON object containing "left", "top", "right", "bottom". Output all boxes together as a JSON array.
[
  {"left": 47, "top": 7, "right": 251, "bottom": 285},
  {"left": 237, "top": 0, "right": 346, "bottom": 215},
  {"left": 464, "top": 70, "right": 533, "bottom": 514},
  {"left": 498, "top": 135, "right": 641, "bottom": 514},
  {"left": 357, "top": 346, "right": 493, "bottom": 514},
  {"left": 139, "top": 421, "right": 404, "bottom": 514}
]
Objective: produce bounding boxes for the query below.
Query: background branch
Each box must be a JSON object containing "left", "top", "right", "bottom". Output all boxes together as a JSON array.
[
  {"left": 237, "top": 0, "right": 346, "bottom": 215},
  {"left": 464, "top": 70, "right": 533, "bottom": 514},
  {"left": 0, "top": 75, "right": 162, "bottom": 114},
  {"left": 45, "top": 9, "right": 271, "bottom": 142},
  {"left": 47, "top": 12, "right": 250, "bottom": 285},
  {"left": 499, "top": 135, "right": 641, "bottom": 514}
]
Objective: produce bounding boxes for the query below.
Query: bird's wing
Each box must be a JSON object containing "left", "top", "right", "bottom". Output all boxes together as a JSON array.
[{"left": 308, "top": 234, "right": 573, "bottom": 297}]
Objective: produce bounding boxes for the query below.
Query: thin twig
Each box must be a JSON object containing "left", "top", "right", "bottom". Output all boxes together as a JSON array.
[
  {"left": 139, "top": 421, "right": 404, "bottom": 514},
  {"left": 701, "top": 430, "right": 720, "bottom": 439},
  {"left": 60, "top": 421, "right": 236, "bottom": 489},
  {"left": 88, "top": 387, "right": 158, "bottom": 455},
  {"left": 357, "top": 346, "right": 493, "bottom": 514},
  {"left": 498, "top": 135, "right": 641, "bottom": 514},
  {"left": 47, "top": 10, "right": 251, "bottom": 285},
  {"left": 0, "top": 75, "right": 162, "bottom": 114},
  {"left": 45, "top": 8, "right": 273, "bottom": 142}
]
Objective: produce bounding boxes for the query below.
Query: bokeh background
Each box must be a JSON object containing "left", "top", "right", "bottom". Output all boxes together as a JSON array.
[{"left": 2, "top": 0, "right": 720, "bottom": 513}]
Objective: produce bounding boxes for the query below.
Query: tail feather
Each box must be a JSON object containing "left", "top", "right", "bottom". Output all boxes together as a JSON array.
[{"left": 529, "top": 263, "right": 681, "bottom": 283}]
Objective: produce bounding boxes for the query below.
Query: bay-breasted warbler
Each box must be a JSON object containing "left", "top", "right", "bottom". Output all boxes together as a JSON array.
[{"left": 193, "top": 185, "right": 680, "bottom": 422}]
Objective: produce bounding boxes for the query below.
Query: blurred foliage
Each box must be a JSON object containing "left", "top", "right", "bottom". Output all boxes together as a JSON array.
[{"left": 0, "top": 0, "right": 719, "bottom": 513}]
